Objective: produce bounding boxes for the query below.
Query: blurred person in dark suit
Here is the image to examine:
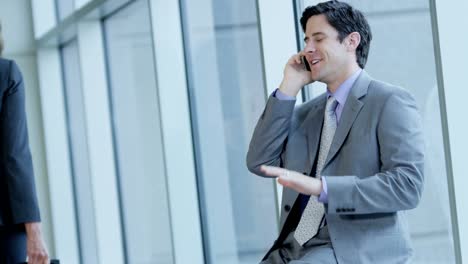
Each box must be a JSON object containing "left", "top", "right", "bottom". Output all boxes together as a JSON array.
[{"left": 0, "top": 20, "right": 49, "bottom": 264}]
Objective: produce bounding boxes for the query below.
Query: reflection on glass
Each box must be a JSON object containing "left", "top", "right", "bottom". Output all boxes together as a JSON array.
[
  {"left": 103, "top": 1, "right": 174, "bottom": 263},
  {"left": 299, "top": 0, "right": 455, "bottom": 263},
  {"left": 56, "top": 0, "right": 74, "bottom": 20},
  {"left": 181, "top": 0, "right": 278, "bottom": 263},
  {"left": 60, "top": 40, "right": 98, "bottom": 264}
]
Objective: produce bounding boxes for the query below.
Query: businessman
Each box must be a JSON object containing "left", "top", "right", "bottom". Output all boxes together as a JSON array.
[
  {"left": 246, "top": 1, "right": 424, "bottom": 263},
  {"left": 0, "top": 21, "right": 49, "bottom": 263}
]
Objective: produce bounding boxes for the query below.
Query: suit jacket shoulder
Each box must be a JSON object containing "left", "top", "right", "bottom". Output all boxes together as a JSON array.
[
  {"left": 0, "top": 58, "right": 12, "bottom": 93},
  {"left": 0, "top": 57, "right": 12, "bottom": 70},
  {"left": 367, "top": 78, "right": 415, "bottom": 103},
  {"left": 0, "top": 58, "right": 22, "bottom": 96}
]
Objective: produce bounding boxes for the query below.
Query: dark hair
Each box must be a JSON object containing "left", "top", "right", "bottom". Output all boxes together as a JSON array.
[
  {"left": 0, "top": 20, "right": 3, "bottom": 57},
  {"left": 300, "top": 0, "right": 372, "bottom": 68}
]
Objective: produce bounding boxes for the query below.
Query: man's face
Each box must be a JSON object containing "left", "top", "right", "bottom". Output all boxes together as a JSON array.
[{"left": 303, "top": 14, "right": 353, "bottom": 84}]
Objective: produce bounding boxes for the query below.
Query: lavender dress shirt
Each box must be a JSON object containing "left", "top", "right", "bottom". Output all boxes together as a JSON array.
[{"left": 273, "top": 69, "right": 362, "bottom": 203}]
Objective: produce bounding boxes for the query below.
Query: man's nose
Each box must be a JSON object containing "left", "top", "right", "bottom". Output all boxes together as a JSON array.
[{"left": 304, "top": 41, "right": 316, "bottom": 53}]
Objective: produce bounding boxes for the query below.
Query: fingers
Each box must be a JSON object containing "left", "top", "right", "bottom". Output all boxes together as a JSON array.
[
  {"left": 260, "top": 165, "right": 322, "bottom": 196},
  {"left": 293, "top": 52, "right": 307, "bottom": 65},
  {"left": 288, "top": 51, "right": 307, "bottom": 66},
  {"left": 279, "top": 170, "right": 321, "bottom": 196},
  {"left": 293, "top": 53, "right": 302, "bottom": 64},
  {"left": 278, "top": 172, "right": 315, "bottom": 195},
  {"left": 260, "top": 165, "right": 288, "bottom": 178},
  {"left": 25, "top": 223, "right": 49, "bottom": 264},
  {"left": 261, "top": 165, "right": 304, "bottom": 184},
  {"left": 28, "top": 252, "right": 48, "bottom": 264},
  {"left": 27, "top": 244, "right": 49, "bottom": 264}
]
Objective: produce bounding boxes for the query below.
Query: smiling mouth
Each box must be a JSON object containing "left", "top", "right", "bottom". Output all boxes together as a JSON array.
[{"left": 311, "top": 59, "right": 321, "bottom": 65}]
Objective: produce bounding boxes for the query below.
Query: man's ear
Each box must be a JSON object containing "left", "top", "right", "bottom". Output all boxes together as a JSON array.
[{"left": 346, "top": 32, "right": 361, "bottom": 51}]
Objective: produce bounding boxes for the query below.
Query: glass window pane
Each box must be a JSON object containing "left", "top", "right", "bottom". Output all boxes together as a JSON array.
[
  {"left": 299, "top": 1, "right": 455, "bottom": 263},
  {"left": 181, "top": 0, "right": 278, "bottom": 263},
  {"left": 60, "top": 40, "right": 98, "bottom": 264},
  {"left": 103, "top": 1, "right": 174, "bottom": 263},
  {"left": 56, "top": 0, "right": 75, "bottom": 21}
]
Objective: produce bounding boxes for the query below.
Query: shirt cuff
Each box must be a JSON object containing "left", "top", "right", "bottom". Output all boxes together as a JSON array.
[
  {"left": 273, "top": 88, "right": 296, "bottom": 100},
  {"left": 318, "top": 176, "right": 328, "bottom": 203}
]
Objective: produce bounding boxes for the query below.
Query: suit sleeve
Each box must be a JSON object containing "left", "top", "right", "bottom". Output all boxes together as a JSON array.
[
  {"left": 326, "top": 89, "right": 425, "bottom": 214},
  {"left": 246, "top": 95, "right": 296, "bottom": 177},
  {"left": 0, "top": 60, "right": 41, "bottom": 223}
]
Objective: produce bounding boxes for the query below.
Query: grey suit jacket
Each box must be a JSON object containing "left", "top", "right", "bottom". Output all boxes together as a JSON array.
[{"left": 247, "top": 71, "right": 424, "bottom": 264}]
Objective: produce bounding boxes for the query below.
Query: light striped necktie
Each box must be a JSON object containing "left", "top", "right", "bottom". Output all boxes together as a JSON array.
[{"left": 294, "top": 96, "right": 338, "bottom": 246}]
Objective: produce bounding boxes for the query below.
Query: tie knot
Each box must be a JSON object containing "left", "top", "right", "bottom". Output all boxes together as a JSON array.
[{"left": 326, "top": 96, "right": 338, "bottom": 113}]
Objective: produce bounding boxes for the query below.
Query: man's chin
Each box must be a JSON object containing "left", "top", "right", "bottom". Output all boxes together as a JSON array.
[{"left": 310, "top": 73, "right": 321, "bottom": 82}]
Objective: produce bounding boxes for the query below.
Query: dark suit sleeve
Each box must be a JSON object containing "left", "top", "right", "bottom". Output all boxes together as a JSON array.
[{"left": 0, "top": 60, "right": 41, "bottom": 224}]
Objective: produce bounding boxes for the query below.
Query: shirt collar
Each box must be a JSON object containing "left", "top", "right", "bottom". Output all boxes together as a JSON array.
[{"left": 327, "top": 68, "right": 362, "bottom": 106}]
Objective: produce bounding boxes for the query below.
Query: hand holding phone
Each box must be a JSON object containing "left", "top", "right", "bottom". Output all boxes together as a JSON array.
[
  {"left": 279, "top": 52, "right": 314, "bottom": 97},
  {"left": 301, "top": 56, "right": 311, "bottom": 72}
]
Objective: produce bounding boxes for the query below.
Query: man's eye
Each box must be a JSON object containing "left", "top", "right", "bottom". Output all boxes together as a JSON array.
[{"left": 315, "top": 38, "right": 324, "bottom": 42}]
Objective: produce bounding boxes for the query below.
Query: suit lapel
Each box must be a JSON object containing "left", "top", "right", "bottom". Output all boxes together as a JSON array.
[{"left": 323, "top": 71, "right": 371, "bottom": 168}]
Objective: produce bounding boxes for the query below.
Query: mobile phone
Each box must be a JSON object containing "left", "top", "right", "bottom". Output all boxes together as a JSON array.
[{"left": 301, "top": 56, "right": 311, "bottom": 71}]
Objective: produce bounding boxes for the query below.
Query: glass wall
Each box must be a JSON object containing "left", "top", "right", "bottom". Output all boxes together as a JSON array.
[
  {"left": 103, "top": 0, "right": 174, "bottom": 263},
  {"left": 55, "top": 0, "right": 74, "bottom": 20},
  {"left": 29, "top": 0, "right": 468, "bottom": 262},
  {"left": 180, "top": 0, "right": 278, "bottom": 263},
  {"left": 298, "top": 0, "right": 455, "bottom": 263},
  {"left": 60, "top": 40, "right": 98, "bottom": 264}
]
